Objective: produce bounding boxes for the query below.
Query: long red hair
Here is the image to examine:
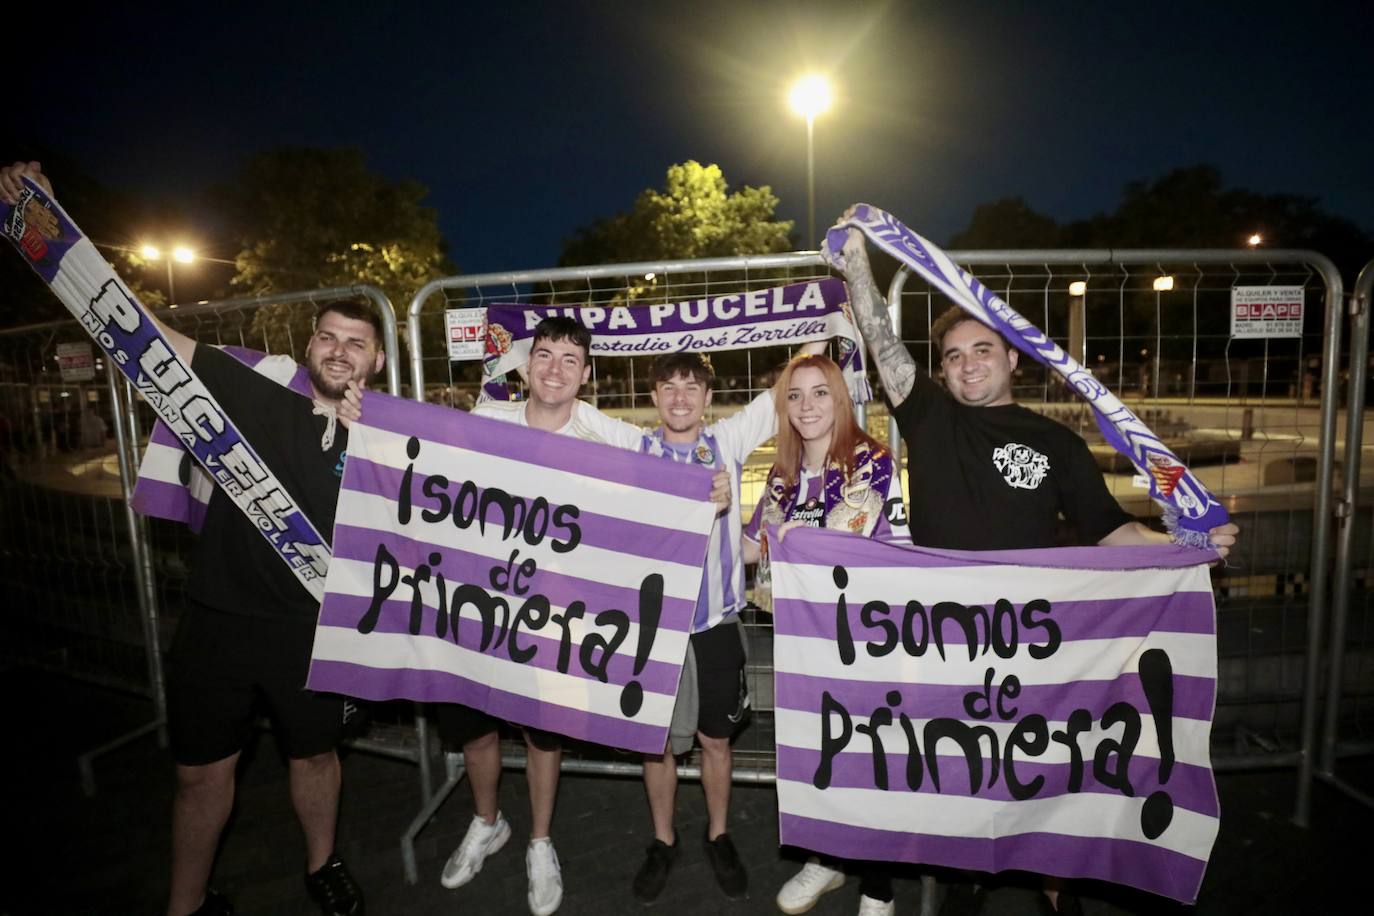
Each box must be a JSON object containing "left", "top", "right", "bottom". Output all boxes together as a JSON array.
[{"left": 771, "top": 353, "right": 885, "bottom": 490}]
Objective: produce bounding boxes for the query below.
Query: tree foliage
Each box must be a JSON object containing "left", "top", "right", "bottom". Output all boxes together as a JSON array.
[
  {"left": 949, "top": 165, "right": 1370, "bottom": 273},
  {"left": 946, "top": 165, "right": 1371, "bottom": 342},
  {"left": 217, "top": 148, "right": 453, "bottom": 357},
  {"left": 560, "top": 161, "right": 793, "bottom": 267}
]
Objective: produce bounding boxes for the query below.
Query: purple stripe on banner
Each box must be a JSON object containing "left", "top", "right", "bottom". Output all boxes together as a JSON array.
[
  {"left": 775, "top": 526, "right": 1216, "bottom": 571},
  {"left": 131, "top": 476, "right": 208, "bottom": 530},
  {"left": 772, "top": 591, "right": 1216, "bottom": 643},
  {"left": 148, "top": 421, "right": 182, "bottom": 448},
  {"left": 777, "top": 813, "right": 1206, "bottom": 903},
  {"left": 307, "top": 658, "right": 667, "bottom": 754},
  {"left": 776, "top": 748, "right": 1218, "bottom": 817},
  {"left": 330, "top": 524, "right": 697, "bottom": 623},
  {"left": 357, "top": 391, "right": 712, "bottom": 503},
  {"left": 775, "top": 671, "right": 1216, "bottom": 726},
  {"left": 342, "top": 457, "right": 709, "bottom": 566},
  {"left": 316, "top": 593, "right": 685, "bottom": 695}
]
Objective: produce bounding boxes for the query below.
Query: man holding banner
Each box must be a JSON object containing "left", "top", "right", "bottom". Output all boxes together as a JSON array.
[
  {"left": 774, "top": 221, "right": 1237, "bottom": 914},
  {"left": 406, "top": 317, "right": 736, "bottom": 916}
]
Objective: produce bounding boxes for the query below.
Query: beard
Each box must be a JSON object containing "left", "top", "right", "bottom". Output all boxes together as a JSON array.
[{"left": 309, "top": 357, "right": 363, "bottom": 401}]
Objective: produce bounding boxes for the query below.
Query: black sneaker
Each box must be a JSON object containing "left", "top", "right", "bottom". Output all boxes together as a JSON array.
[
  {"left": 702, "top": 831, "right": 748, "bottom": 899},
  {"left": 188, "top": 889, "right": 234, "bottom": 916},
  {"left": 305, "top": 854, "right": 364, "bottom": 916},
  {"left": 632, "top": 833, "right": 679, "bottom": 903}
]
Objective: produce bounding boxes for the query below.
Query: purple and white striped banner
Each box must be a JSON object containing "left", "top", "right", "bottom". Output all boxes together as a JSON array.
[
  {"left": 823, "top": 206, "right": 1228, "bottom": 547},
  {"left": 769, "top": 527, "right": 1219, "bottom": 903},
  {"left": 305, "top": 390, "right": 718, "bottom": 753},
  {"left": 479, "top": 278, "right": 869, "bottom": 402}
]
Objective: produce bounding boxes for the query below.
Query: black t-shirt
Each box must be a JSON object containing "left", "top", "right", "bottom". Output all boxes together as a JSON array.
[
  {"left": 187, "top": 345, "right": 346, "bottom": 620},
  {"left": 891, "top": 370, "right": 1132, "bottom": 550}
]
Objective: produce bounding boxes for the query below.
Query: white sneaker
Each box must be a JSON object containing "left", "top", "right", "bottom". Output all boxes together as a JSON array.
[
  {"left": 776, "top": 858, "right": 845, "bottom": 914},
  {"left": 440, "top": 812, "right": 511, "bottom": 889},
  {"left": 526, "top": 837, "right": 563, "bottom": 916},
  {"left": 857, "top": 893, "right": 896, "bottom": 916}
]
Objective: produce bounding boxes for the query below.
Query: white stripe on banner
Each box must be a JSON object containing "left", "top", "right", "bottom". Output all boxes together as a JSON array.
[
  {"left": 768, "top": 527, "right": 1220, "bottom": 903},
  {"left": 306, "top": 391, "right": 720, "bottom": 755},
  {"left": 774, "top": 708, "right": 1215, "bottom": 769},
  {"left": 776, "top": 783, "right": 1218, "bottom": 860}
]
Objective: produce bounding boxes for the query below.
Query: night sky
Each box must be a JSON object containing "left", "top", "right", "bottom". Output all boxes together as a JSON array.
[{"left": 12, "top": 0, "right": 1373, "bottom": 282}]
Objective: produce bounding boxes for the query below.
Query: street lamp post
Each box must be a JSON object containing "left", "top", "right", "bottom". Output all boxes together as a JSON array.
[
  {"left": 140, "top": 243, "right": 195, "bottom": 306},
  {"left": 789, "top": 75, "right": 832, "bottom": 245}
]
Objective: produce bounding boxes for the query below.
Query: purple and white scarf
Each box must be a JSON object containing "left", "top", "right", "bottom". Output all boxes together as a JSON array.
[{"left": 823, "top": 205, "right": 1228, "bottom": 547}]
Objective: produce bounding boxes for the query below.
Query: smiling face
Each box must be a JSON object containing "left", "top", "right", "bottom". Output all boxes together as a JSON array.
[
  {"left": 786, "top": 365, "right": 837, "bottom": 448},
  {"left": 651, "top": 371, "right": 712, "bottom": 443},
  {"left": 527, "top": 336, "right": 591, "bottom": 411},
  {"left": 939, "top": 318, "right": 1018, "bottom": 407},
  {"left": 305, "top": 310, "right": 384, "bottom": 402}
]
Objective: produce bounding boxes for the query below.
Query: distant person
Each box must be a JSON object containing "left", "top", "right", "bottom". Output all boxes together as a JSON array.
[{"left": 79, "top": 406, "right": 107, "bottom": 449}]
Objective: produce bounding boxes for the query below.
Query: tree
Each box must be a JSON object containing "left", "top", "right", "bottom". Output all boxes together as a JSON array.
[
  {"left": 216, "top": 148, "right": 453, "bottom": 358},
  {"left": 560, "top": 161, "right": 793, "bottom": 266},
  {"left": 948, "top": 197, "right": 1061, "bottom": 250}
]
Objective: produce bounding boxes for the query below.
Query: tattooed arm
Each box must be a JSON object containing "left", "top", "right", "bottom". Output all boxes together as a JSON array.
[{"left": 836, "top": 226, "right": 918, "bottom": 407}]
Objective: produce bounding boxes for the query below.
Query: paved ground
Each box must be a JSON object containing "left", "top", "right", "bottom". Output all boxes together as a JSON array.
[{"left": 4, "top": 668, "right": 1371, "bottom": 916}]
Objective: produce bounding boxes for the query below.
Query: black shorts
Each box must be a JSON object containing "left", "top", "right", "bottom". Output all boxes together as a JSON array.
[
  {"left": 167, "top": 602, "right": 355, "bottom": 766},
  {"left": 691, "top": 618, "right": 749, "bottom": 739},
  {"left": 434, "top": 703, "right": 562, "bottom": 753}
]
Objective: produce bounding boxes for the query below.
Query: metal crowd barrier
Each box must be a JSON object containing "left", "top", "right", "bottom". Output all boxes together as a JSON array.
[
  {"left": 1316, "top": 256, "right": 1374, "bottom": 810},
  {"left": 887, "top": 249, "right": 1348, "bottom": 826},
  {"left": 0, "top": 284, "right": 414, "bottom": 795},
  {"left": 399, "top": 252, "right": 832, "bottom": 881},
  {"left": 2, "top": 247, "right": 1366, "bottom": 883}
]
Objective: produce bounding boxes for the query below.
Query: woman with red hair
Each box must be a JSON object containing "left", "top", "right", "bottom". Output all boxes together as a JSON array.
[{"left": 744, "top": 352, "right": 909, "bottom": 916}]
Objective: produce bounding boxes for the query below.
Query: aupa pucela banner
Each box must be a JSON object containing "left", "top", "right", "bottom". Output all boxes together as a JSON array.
[
  {"left": 479, "top": 278, "right": 869, "bottom": 402},
  {"left": 768, "top": 527, "right": 1220, "bottom": 903},
  {"left": 305, "top": 391, "right": 718, "bottom": 754}
]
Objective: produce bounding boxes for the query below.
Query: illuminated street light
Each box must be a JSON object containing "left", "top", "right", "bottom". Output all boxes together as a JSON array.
[
  {"left": 1153, "top": 276, "right": 1174, "bottom": 292},
  {"left": 1068, "top": 281, "right": 1087, "bottom": 296},
  {"left": 1247, "top": 233, "right": 1263, "bottom": 248},
  {"left": 789, "top": 74, "right": 833, "bottom": 245},
  {"left": 140, "top": 241, "right": 197, "bottom": 306}
]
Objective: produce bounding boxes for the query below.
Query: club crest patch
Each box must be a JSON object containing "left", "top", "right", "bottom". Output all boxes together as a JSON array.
[{"left": 992, "top": 442, "right": 1049, "bottom": 490}]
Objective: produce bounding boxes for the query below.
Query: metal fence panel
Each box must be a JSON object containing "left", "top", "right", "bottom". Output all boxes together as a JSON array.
[
  {"left": 0, "top": 285, "right": 411, "bottom": 792},
  {"left": 405, "top": 247, "right": 1350, "bottom": 828}
]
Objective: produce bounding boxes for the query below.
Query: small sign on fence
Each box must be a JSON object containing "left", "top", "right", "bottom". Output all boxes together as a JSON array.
[
  {"left": 1230, "top": 286, "right": 1304, "bottom": 339},
  {"left": 55, "top": 341, "right": 95, "bottom": 382},
  {"left": 445, "top": 308, "right": 487, "bottom": 360}
]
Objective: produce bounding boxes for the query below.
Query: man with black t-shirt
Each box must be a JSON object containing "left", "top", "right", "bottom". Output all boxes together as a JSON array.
[
  {"left": 4, "top": 155, "right": 377, "bottom": 916},
  {"left": 777, "top": 222, "right": 1238, "bottom": 916}
]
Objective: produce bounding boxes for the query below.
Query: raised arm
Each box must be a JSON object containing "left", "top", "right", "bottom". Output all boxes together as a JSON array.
[
  {"left": 835, "top": 225, "right": 917, "bottom": 407},
  {"left": 1, "top": 161, "right": 197, "bottom": 363}
]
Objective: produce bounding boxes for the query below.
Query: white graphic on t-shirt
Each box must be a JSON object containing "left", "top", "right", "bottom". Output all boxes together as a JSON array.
[{"left": 992, "top": 442, "right": 1049, "bottom": 490}]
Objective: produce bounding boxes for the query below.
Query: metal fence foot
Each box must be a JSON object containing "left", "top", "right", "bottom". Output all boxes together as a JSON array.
[{"left": 400, "top": 755, "right": 467, "bottom": 885}]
